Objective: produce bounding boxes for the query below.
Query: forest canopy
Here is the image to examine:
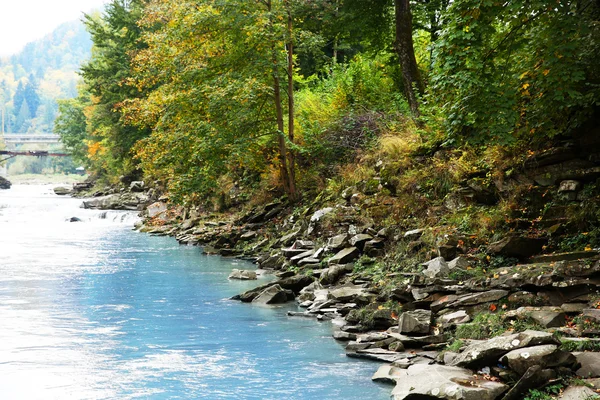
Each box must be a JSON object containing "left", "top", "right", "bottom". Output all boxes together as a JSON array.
[{"left": 55, "top": 0, "right": 600, "bottom": 205}]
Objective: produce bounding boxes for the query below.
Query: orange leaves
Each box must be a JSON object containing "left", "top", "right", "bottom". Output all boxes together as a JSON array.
[{"left": 87, "top": 141, "right": 103, "bottom": 157}]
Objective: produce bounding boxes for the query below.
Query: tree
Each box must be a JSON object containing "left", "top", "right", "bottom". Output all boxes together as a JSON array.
[
  {"left": 431, "top": 0, "right": 600, "bottom": 143},
  {"left": 394, "top": 0, "right": 424, "bottom": 115},
  {"left": 124, "top": 0, "right": 300, "bottom": 202},
  {"left": 79, "top": 0, "right": 150, "bottom": 178}
]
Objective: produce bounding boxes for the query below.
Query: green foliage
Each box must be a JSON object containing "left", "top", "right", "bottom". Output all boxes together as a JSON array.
[
  {"left": 79, "top": 0, "right": 150, "bottom": 178},
  {"left": 560, "top": 339, "right": 600, "bottom": 353},
  {"left": 455, "top": 312, "right": 544, "bottom": 340},
  {"left": 523, "top": 383, "right": 564, "bottom": 400},
  {"left": 431, "top": 0, "right": 600, "bottom": 144}
]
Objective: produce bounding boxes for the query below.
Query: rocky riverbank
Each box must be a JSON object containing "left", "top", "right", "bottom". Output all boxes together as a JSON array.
[
  {"left": 65, "top": 140, "right": 600, "bottom": 399},
  {"left": 135, "top": 205, "right": 600, "bottom": 398}
]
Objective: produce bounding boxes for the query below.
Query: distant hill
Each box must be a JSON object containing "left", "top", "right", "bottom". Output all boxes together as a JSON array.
[{"left": 0, "top": 19, "right": 92, "bottom": 134}]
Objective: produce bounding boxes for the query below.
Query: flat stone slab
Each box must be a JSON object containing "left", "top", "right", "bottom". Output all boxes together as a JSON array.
[
  {"left": 378, "top": 363, "right": 508, "bottom": 400},
  {"left": 559, "top": 386, "right": 600, "bottom": 399},
  {"left": 500, "top": 344, "right": 576, "bottom": 375},
  {"left": 576, "top": 352, "right": 600, "bottom": 378},
  {"left": 328, "top": 247, "right": 359, "bottom": 265},
  {"left": 228, "top": 269, "right": 258, "bottom": 280},
  {"left": 450, "top": 330, "right": 558, "bottom": 368}
]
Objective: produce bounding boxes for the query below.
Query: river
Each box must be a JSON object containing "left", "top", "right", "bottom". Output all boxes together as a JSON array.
[{"left": 0, "top": 185, "right": 390, "bottom": 399}]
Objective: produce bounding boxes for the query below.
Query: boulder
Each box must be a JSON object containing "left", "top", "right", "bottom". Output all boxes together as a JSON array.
[
  {"left": 327, "top": 234, "right": 349, "bottom": 251},
  {"left": 349, "top": 234, "right": 373, "bottom": 251},
  {"left": 310, "top": 207, "right": 334, "bottom": 223},
  {"left": 129, "top": 181, "right": 145, "bottom": 192},
  {"left": 422, "top": 257, "right": 450, "bottom": 279},
  {"left": 69, "top": 217, "right": 83, "bottom": 222},
  {"left": 501, "top": 365, "right": 557, "bottom": 400},
  {"left": 252, "top": 284, "right": 293, "bottom": 304},
  {"left": 440, "top": 310, "right": 470, "bottom": 327},
  {"left": 372, "top": 364, "right": 404, "bottom": 384},
  {"left": 378, "top": 364, "right": 508, "bottom": 400},
  {"left": 147, "top": 201, "right": 168, "bottom": 217},
  {"left": 259, "top": 254, "right": 285, "bottom": 270},
  {"left": 487, "top": 236, "right": 547, "bottom": 258},
  {"left": 449, "top": 290, "right": 509, "bottom": 308},
  {"left": 398, "top": 310, "right": 431, "bottom": 335},
  {"left": 500, "top": 344, "right": 576, "bottom": 375},
  {"left": 239, "top": 231, "right": 257, "bottom": 241},
  {"left": 448, "top": 256, "right": 471, "bottom": 270},
  {"left": 328, "top": 286, "right": 369, "bottom": 303},
  {"left": 277, "top": 275, "right": 315, "bottom": 294},
  {"left": 320, "top": 264, "right": 353, "bottom": 285},
  {"left": 575, "top": 352, "right": 600, "bottom": 378},
  {"left": 0, "top": 176, "right": 11, "bottom": 189},
  {"left": 228, "top": 269, "right": 258, "bottom": 280},
  {"left": 289, "top": 249, "right": 315, "bottom": 265},
  {"left": 53, "top": 186, "right": 71, "bottom": 195},
  {"left": 328, "top": 247, "right": 359, "bottom": 265},
  {"left": 280, "top": 230, "right": 300, "bottom": 246},
  {"left": 450, "top": 330, "right": 559, "bottom": 368},
  {"left": 507, "top": 306, "right": 566, "bottom": 328},
  {"left": 559, "top": 386, "right": 600, "bottom": 399},
  {"left": 558, "top": 180, "right": 581, "bottom": 193}
]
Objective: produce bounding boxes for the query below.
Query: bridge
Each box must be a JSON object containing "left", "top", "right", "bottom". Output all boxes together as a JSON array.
[
  {"left": 2, "top": 133, "right": 61, "bottom": 145},
  {"left": 0, "top": 133, "right": 68, "bottom": 163}
]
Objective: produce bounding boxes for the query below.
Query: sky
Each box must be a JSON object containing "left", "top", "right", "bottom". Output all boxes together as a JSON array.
[{"left": 0, "top": 0, "right": 110, "bottom": 57}]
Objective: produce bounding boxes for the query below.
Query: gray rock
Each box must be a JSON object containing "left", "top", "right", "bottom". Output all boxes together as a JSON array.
[
  {"left": 371, "top": 364, "right": 404, "bottom": 384},
  {"left": 500, "top": 344, "right": 576, "bottom": 375},
  {"left": 378, "top": 364, "right": 508, "bottom": 400},
  {"left": 310, "top": 207, "right": 334, "bottom": 223},
  {"left": 0, "top": 176, "right": 11, "bottom": 189},
  {"left": 228, "top": 269, "right": 258, "bottom": 280},
  {"left": 422, "top": 257, "right": 450, "bottom": 279},
  {"left": 576, "top": 352, "right": 600, "bottom": 378},
  {"left": 239, "top": 231, "right": 257, "bottom": 241},
  {"left": 129, "top": 181, "right": 145, "bottom": 192},
  {"left": 328, "top": 286, "right": 369, "bottom": 302},
  {"left": 450, "top": 330, "right": 559, "bottom": 368},
  {"left": 487, "top": 236, "right": 547, "bottom": 258},
  {"left": 509, "top": 306, "right": 567, "bottom": 328},
  {"left": 293, "top": 240, "right": 315, "bottom": 250},
  {"left": 404, "top": 228, "right": 424, "bottom": 239},
  {"left": 558, "top": 180, "right": 581, "bottom": 193},
  {"left": 252, "top": 284, "right": 293, "bottom": 304},
  {"left": 559, "top": 386, "right": 600, "bottom": 399},
  {"left": 501, "top": 365, "right": 557, "bottom": 400},
  {"left": 349, "top": 234, "right": 373, "bottom": 250},
  {"left": 280, "top": 230, "right": 300, "bottom": 246},
  {"left": 398, "top": 309, "right": 431, "bottom": 335},
  {"left": 327, "top": 234, "right": 349, "bottom": 251},
  {"left": 320, "top": 263, "right": 353, "bottom": 285},
  {"left": 259, "top": 254, "right": 285, "bottom": 270},
  {"left": 53, "top": 186, "right": 71, "bottom": 195},
  {"left": 289, "top": 249, "right": 315, "bottom": 264},
  {"left": 440, "top": 310, "right": 470, "bottom": 327},
  {"left": 328, "top": 247, "right": 359, "bottom": 265},
  {"left": 448, "top": 256, "right": 471, "bottom": 270},
  {"left": 449, "top": 290, "right": 509, "bottom": 307},
  {"left": 147, "top": 201, "right": 168, "bottom": 217}
]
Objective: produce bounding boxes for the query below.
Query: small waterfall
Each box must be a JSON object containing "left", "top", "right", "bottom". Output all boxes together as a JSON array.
[{"left": 65, "top": 210, "right": 141, "bottom": 225}]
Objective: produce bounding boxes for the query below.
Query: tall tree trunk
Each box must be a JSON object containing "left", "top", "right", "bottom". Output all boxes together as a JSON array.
[
  {"left": 267, "top": 0, "right": 293, "bottom": 198},
  {"left": 394, "top": 0, "right": 424, "bottom": 116},
  {"left": 285, "top": 0, "right": 297, "bottom": 201}
]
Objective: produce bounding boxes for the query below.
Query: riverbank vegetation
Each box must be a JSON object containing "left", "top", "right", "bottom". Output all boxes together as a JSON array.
[{"left": 57, "top": 0, "right": 600, "bottom": 202}]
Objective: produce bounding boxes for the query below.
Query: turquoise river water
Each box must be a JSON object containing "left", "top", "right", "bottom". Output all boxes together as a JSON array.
[{"left": 0, "top": 185, "right": 390, "bottom": 400}]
